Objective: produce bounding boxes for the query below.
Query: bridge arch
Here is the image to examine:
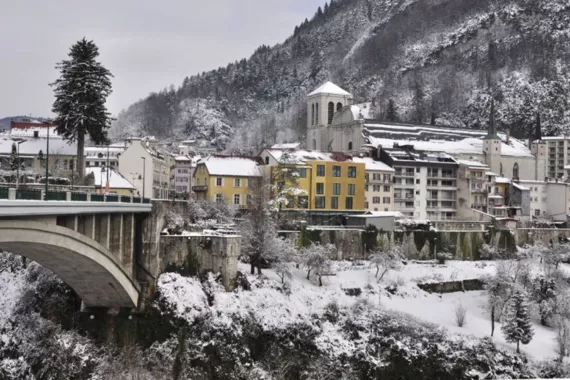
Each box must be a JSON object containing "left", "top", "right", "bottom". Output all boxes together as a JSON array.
[{"left": 0, "top": 220, "right": 139, "bottom": 308}]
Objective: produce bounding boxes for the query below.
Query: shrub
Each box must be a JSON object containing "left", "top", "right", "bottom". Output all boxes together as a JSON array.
[
  {"left": 455, "top": 304, "right": 467, "bottom": 327},
  {"left": 436, "top": 252, "right": 453, "bottom": 264}
]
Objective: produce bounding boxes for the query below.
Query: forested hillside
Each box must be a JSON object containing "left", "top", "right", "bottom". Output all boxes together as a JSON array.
[{"left": 111, "top": 0, "right": 570, "bottom": 153}]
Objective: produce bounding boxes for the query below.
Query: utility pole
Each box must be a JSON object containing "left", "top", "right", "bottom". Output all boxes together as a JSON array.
[
  {"left": 106, "top": 144, "right": 110, "bottom": 192},
  {"left": 141, "top": 156, "right": 146, "bottom": 201},
  {"left": 44, "top": 122, "right": 50, "bottom": 200}
]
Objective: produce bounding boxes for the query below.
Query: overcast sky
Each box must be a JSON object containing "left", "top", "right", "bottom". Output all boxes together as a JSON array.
[{"left": 0, "top": 0, "right": 323, "bottom": 117}]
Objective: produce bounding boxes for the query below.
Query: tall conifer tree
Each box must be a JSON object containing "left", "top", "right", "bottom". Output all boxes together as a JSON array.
[
  {"left": 502, "top": 290, "right": 534, "bottom": 353},
  {"left": 51, "top": 38, "right": 113, "bottom": 180}
]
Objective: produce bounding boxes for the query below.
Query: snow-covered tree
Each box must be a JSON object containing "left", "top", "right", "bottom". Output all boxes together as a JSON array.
[
  {"left": 268, "top": 150, "right": 307, "bottom": 213},
  {"left": 302, "top": 243, "right": 334, "bottom": 286},
  {"left": 385, "top": 98, "right": 399, "bottom": 122},
  {"left": 501, "top": 290, "right": 534, "bottom": 353},
  {"left": 369, "top": 246, "right": 402, "bottom": 282},
  {"left": 51, "top": 38, "right": 113, "bottom": 180},
  {"left": 544, "top": 243, "right": 570, "bottom": 270},
  {"left": 532, "top": 275, "right": 558, "bottom": 326},
  {"left": 9, "top": 143, "right": 18, "bottom": 173},
  {"left": 240, "top": 194, "right": 282, "bottom": 275}
]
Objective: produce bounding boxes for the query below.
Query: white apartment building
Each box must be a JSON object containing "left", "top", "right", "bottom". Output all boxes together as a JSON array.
[
  {"left": 542, "top": 136, "right": 570, "bottom": 180},
  {"left": 118, "top": 138, "right": 171, "bottom": 199},
  {"left": 174, "top": 155, "right": 192, "bottom": 199},
  {"left": 85, "top": 144, "right": 125, "bottom": 169},
  {"left": 353, "top": 157, "right": 394, "bottom": 212},
  {"left": 456, "top": 160, "right": 489, "bottom": 219},
  {"left": 376, "top": 147, "right": 458, "bottom": 220}
]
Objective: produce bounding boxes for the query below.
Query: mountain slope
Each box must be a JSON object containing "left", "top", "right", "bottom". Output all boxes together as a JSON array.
[{"left": 111, "top": 0, "right": 570, "bottom": 153}]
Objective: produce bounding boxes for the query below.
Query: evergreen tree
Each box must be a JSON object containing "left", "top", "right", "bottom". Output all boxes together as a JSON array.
[
  {"left": 386, "top": 99, "right": 399, "bottom": 122},
  {"left": 502, "top": 290, "right": 534, "bottom": 353},
  {"left": 50, "top": 38, "right": 113, "bottom": 180},
  {"left": 317, "top": 6, "right": 323, "bottom": 18},
  {"left": 411, "top": 79, "right": 426, "bottom": 124},
  {"left": 10, "top": 143, "right": 18, "bottom": 172}
]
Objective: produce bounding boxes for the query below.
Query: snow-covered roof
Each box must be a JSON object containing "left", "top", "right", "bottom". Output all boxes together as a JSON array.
[
  {"left": 363, "top": 123, "right": 533, "bottom": 157},
  {"left": 199, "top": 156, "right": 262, "bottom": 177},
  {"left": 8, "top": 126, "right": 61, "bottom": 139},
  {"left": 456, "top": 159, "right": 488, "bottom": 169},
  {"left": 494, "top": 177, "right": 511, "bottom": 184},
  {"left": 85, "top": 146, "right": 124, "bottom": 158},
  {"left": 513, "top": 182, "right": 530, "bottom": 191},
  {"left": 271, "top": 143, "right": 301, "bottom": 150},
  {"left": 485, "top": 171, "right": 499, "bottom": 176},
  {"left": 308, "top": 81, "right": 352, "bottom": 97},
  {"left": 488, "top": 194, "right": 503, "bottom": 198},
  {"left": 86, "top": 167, "right": 136, "bottom": 189},
  {"left": 175, "top": 155, "right": 191, "bottom": 162},
  {"left": 265, "top": 149, "right": 337, "bottom": 164},
  {"left": 0, "top": 136, "right": 76, "bottom": 156},
  {"left": 352, "top": 157, "right": 394, "bottom": 172},
  {"left": 361, "top": 211, "right": 405, "bottom": 218}
]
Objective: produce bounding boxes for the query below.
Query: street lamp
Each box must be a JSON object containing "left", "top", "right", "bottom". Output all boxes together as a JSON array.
[
  {"left": 44, "top": 121, "right": 51, "bottom": 200},
  {"left": 12, "top": 138, "right": 27, "bottom": 189},
  {"left": 141, "top": 157, "right": 146, "bottom": 201}
]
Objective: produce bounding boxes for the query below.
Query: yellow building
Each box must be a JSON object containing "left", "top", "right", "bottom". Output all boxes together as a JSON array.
[
  {"left": 192, "top": 155, "right": 262, "bottom": 209},
  {"left": 259, "top": 149, "right": 366, "bottom": 212}
]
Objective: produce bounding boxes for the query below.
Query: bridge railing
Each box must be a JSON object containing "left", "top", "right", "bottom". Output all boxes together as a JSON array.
[{"left": 0, "top": 186, "right": 151, "bottom": 204}]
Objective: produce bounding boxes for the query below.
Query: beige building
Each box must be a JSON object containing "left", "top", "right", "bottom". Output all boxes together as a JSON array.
[
  {"left": 118, "top": 138, "right": 171, "bottom": 199},
  {"left": 456, "top": 160, "right": 489, "bottom": 219},
  {"left": 352, "top": 157, "right": 395, "bottom": 212}
]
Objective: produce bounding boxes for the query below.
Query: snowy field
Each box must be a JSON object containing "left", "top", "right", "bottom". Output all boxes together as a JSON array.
[{"left": 159, "top": 258, "right": 562, "bottom": 364}]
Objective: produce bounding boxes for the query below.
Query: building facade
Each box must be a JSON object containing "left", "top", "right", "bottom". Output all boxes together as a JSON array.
[
  {"left": 259, "top": 148, "right": 366, "bottom": 213},
  {"left": 352, "top": 157, "right": 394, "bottom": 212},
  {"left": 192, "top": 155, "right": 262, "bottom": 210},
  {"left": 174, "top": 155, "right": 192, "bottom": 199},
  {"left": 118, "top": 139, "right": 171, "bottom": 199}
]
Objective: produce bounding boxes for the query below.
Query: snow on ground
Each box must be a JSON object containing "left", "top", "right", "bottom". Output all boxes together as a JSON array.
[
  {"left": 0, "top": 270, "right": 26, "bottom": 326},
  {"left": 158, "top": 259, "right": 560, "bottom": 363}
]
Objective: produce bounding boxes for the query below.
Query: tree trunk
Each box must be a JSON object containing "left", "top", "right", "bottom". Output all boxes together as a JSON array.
[
  {"left": 250, "top": 262, "right": 255, "bottom": 275},
  {"left": 318, "top": 275, "right": 322, "bottom": 287},
  {"left": 491, "top": 306, "right": 495, "bottom": 337},
  {"left": 517, "top": 340, "right": 520, "bottom": 354},
  {"left": 306, "top": 269, "right": 311, "bottom": 280},
  {"left": 257, "top": 265, "right": 262, "bottom": 275},
  {"left": 77, "top": 131, "right": 85, "bottom": 180}
]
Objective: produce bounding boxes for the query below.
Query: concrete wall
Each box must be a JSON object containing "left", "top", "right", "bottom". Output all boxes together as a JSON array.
[
  {"left": 159, "top": 235, "right": 240, "bottom": 290},
  {"left": 516, "top": 228, "right": 570, "bottom": 246}
]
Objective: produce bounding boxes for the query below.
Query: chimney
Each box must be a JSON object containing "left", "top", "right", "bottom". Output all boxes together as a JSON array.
[{"left": 505, "top": 128, "right": 510, "bottom": 143}]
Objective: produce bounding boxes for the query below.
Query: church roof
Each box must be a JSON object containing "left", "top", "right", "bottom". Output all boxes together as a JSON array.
[{"left": 308, "top": 81, "right": 352, "bottom": 97}]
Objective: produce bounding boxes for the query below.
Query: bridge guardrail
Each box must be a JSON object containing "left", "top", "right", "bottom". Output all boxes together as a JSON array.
[{"left": 0, "top": 186, "right": 151, "bottom": 205}]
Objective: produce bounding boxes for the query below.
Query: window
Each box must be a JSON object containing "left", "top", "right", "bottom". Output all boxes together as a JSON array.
[
  {"left": 383, "top": 197, "right": 391, "bottom": 204},
  {"left": 328, "top": 102, "right": 334, "bottom": 124},
  {"left": 415, "top": 179, "right": 420, "bottom": 184},
  {"left": 535, "top": 209, "right": 540, "bottom": 216},
  {"left": 312, "top": 139, "right": 317, "bottom": 150},
  {"left": 383, "top": 185, "right": 390, "bottom": 192},
  {"left": 365, "top": 185, "right": 369, "bottom": 191},
  {"left": 348, "top": 184, "right": 355, "bottom": 195},
  {"left": 265, "top": 157, "right": 269, "bottom": 165},
  {"left": 513, "top": 163, "right": 519, "bottom": 179},
  {"left": 246, "top": 194, "right": 252, "bottom": 205},
  {"left": 348, "top": 166, "right": 357, "bottom": 178},
  {"left": 311, "top": 104, "right": 315, "bottom": 125},
  {"left": 196, "top": 178, "right": 200, "bottom": 185},
  {"left": 315, "top": 196, "right": 326, "bottom": 209},
  {"left": 373, "top": 185, "right": 380, "bottom": 192},
  {"left": 331, "top": 197, "right": 339, "bottom": 209},
  {"left": 234, "top": 178, "right": 241, "bottom": 187},
  {"left": 332, "top": 183, "right": 341, "bottom": 195},
  {"left": 500, "top": 163, "right": 503, "bottom": 176},
  {"left": 337, "top": 102, "right": 342, "bottom": 111},
  {"left": 345, "top": 197, "right": 353, "bottom": 210},
  {"left": 332, "top": 165, "right": 341, "bottom": 177},
  {"left": 216, "top": 177, "right": 222, "bottom": 186},
  {"left": 315, "top": 103, "right": 319, "bottom": 124},
  {"left": 298, "top": 196, "right": 308, "bottom": 209},
  {"left": 317, "top": 165, "right": 325, "bottom": 176},
  {"left": 297, "top": 168, "right": 307, "bottom": 178},
  {"left": 383, "top": 174, "right": 391, "bottom": 183},
  {"left": 348, "top": 141, "right": 353, "bottom": 151},
  {"left": 233, "top": 194, "right": 240, "bottom": 205},
  {"left": 215, "top": 194, "right": 223, "bottom": 203},
  {"left": 316, "top": 183, "right": 324, "bottom": 194},
  {"left": 373, "top": 197, "right": 381, "bottom": 204}
]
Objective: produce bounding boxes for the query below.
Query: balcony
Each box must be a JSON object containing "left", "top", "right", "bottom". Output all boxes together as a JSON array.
[{"left": 192, "top": 185, "right": 208, "bottom": 192}]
